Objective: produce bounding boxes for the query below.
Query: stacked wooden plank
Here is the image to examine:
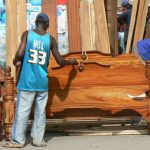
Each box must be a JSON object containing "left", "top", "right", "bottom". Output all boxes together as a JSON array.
[
  {"left": 105, "top": 0, "right": 118, "bottom": 56},
  {"left": 80, "top": 0, "right": 96, "bottom": 51},
  {"left": 67, "top": 0, "right": 81, "bottom": 52},
  {"left": 79, "top": 0, "right": 112, "bottom": 54},
  {"left": 5, "top": 0, "right": 150, "bottom": 75},
  {"left": 127, "top": 0, "right": 149, "bottom": 54}
]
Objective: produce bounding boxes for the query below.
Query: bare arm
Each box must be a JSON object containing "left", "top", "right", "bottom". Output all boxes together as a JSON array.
[
  {"left": 13, "top": 31, "right": 28, "bottom": 66},
  {"left": 50, "top": 36, "right": 77, "bottom": 66}
]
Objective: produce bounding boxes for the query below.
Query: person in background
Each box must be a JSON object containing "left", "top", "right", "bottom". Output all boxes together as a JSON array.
[
  {"left": 2, "top": 13, "right": 77, "bottom": 148},
  {"left": 118, "top": 0, "right": 133, "bottom": 51}
]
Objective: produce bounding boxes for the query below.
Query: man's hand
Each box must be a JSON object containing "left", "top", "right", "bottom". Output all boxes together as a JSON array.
[
  {"left": 13, "top": 58, "right": 21, "bottom": 66},
  {"left": 69, "top": 58, "right": 78, "bottom": 65}
]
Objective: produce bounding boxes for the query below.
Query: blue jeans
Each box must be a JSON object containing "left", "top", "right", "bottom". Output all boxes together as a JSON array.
[{"left": 11, "top": 90, "right": 48, "bottom": 146}]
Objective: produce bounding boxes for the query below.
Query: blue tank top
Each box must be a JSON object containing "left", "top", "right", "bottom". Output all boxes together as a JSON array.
[{"left": 17, "top": 30, "right": 50, "bottom": 91}]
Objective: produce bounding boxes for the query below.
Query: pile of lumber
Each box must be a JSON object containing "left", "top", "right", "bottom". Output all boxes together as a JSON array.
[
  {"left": 79, "top": 0, "right": 150, "bottom": 56},
  {"left": 5, "top": 0, "right": 150, "bottom": 76},
  {"left": 131, "top": 0, "right": 150, "bottom": 54}
]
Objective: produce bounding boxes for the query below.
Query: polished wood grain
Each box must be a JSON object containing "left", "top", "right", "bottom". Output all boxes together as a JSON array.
[{"left": 47, "top": 53, "right": 150, "bottom": 126}]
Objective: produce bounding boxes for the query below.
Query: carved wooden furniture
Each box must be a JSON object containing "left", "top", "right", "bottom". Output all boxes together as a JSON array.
[
  {"left": 0, "top": 67, "right": 5, "bottom": 141},
  {"left": 46, "top": 52, "right": 150, "bottom": 128},
  {"left": 3, "top": 67, "right": 15, "bottom": 141},
  {"left": 0, "top": 101, "right": 2, "bottom": 141},
  {"left": 3, "top": 53, "right": 150, "bottom": 139}
]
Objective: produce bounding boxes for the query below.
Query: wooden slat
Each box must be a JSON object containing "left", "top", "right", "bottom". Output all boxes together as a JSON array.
[
  {"left": 80, "top": 0, "right": 95, "bottom": 51},
  {"left": 132, "top": 0, "right": 149, "bottom": 55},
  {"left": 94, "top": 0, "right": 111, "bottom": 54},
  {"left": 42, "top": 0, "right": 57, "bottom": 40},
  {"left": 66, "top": 127, "right": 148, "bottom": 136},
  {"left": 139, "top": 0, "right": 149, "bottom": 40},
  {"left": 67, "top": 0, "right": 81, "bottom": 52},
  {"left": 105, "top": 0, "right": 118, "bottom": 56},
  {"left": 126, "top": 0, "right": 139, "bottom": 54},
  {"left": 133, "top": 0, "right": 145, "bottom": 49},
  {"left": 42, "top": 0, "right": 57, "bottom": 66},
  {"left": 6, "top": 0, "right": 17, "bottom": 76},
  {"left": 89, "top": 1, "right": 96, "bottom": 50},
  {"left": 95, "top": 23, "right": 101, "bottom": 52},
  {"left": 17, "top": 0, "right": 27, "bottom": 48}
]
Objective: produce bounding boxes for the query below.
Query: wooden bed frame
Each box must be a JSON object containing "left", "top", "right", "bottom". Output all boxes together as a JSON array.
[
  {"left": 46, "top": 52, "right": 150, "bottom": 129},
  {"left": 2, "top": 52, "right": 150, "bottom": 140}
]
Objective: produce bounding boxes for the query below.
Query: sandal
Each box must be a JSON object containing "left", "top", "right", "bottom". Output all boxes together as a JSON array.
[
  {"left": 32, "top": 141, "right": 47, "bottom": 147},
  {"left": 1, "top": 141, "right": 24, "bottom": 148}
]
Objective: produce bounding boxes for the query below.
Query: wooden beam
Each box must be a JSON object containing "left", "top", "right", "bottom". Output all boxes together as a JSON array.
[
  {"left": 42, "top": 0, "right": 57, "bottom": 41},
  {"left": 133, "top": 0, "right": 145, "bottom": 49},
  {"left": 126, "top": 0, "right": 139, "bottom": 54},
  {"left": 17, "top": 0, "right": 27, "bottom": 48},
  {"left": 139, "top": 0, "right": 149, "bottom": 40},
  {"left": 6, "top": 0, "right": 17, "bottom": 76},
  {"left": 105, "top": 0, "right": 118, "bottom": 56},
  {"left": 89, "top": 1, "right": 96, "bottom": 51},
  {"left": 67, "top": 0, "right": 81, "bottom": 52},
  {"left": 94, "top": 0, "right": 111, "bottom": 54},
  {"left": 80, "top": 0, "right": 95, "bottom": 51},
  {"left": 42, "top": 0, "right": 57, "bottom": 67},
  {"left": 132, "top": 0, "right": 149, "bottom": 55}
]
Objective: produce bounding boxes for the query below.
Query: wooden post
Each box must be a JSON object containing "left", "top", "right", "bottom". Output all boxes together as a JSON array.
[
  {"left": 94, "top": 0, "right": 111, "bottom": 54},
  {"left": 139, "top": 0, "right": 149, "bottom": 40},
  {"left": 126, "top": 0, "right": 139, "bottom": 54},
  {"left": 42, "top": 0, "right": 57, "bottom": 40},
  {"left": 3, "top": 67, "right": 15, "bottom": 141},
  {"left": 17, "top": 0, "right": 27, "bottom": 48},
  {"left": 105, "top": 0, "right": 118, "bottom": 56},
  {"left": 133, "top": 0, "right": 145, "bottom": 49},
  {"left": 6, "top": 0, "right": 17, "bottom": 77},
  {"left": 67, "top": 0, "right": 81, "bottom": 52},
  {"left": 80, "top": 1, "right": 95, "bottom": 51},
  {"left": 42, "top": 0, "right": 58, "bottom": 66}
]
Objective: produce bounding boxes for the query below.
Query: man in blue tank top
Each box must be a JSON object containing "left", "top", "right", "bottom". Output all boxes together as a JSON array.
[{"left": 3, "top": 13, "right": 77, "bottom": 148}]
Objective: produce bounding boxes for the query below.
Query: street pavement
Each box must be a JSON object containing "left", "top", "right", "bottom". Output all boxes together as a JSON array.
[{"left": 1, "top": 131, "right": 150, "bottom": 150}]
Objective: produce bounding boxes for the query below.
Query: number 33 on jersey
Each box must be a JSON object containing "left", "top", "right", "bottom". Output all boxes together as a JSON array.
[{"left": 28, "top": 49, "right": 46, "bottom": 65}]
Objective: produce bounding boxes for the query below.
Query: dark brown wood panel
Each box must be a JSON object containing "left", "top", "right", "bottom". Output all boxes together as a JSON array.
[
  {"left": 42, "top": 0, "right": 57, "bottom": 41},
  {"left": 105, "top": 0, "right": 118, "bottom": 56}
]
